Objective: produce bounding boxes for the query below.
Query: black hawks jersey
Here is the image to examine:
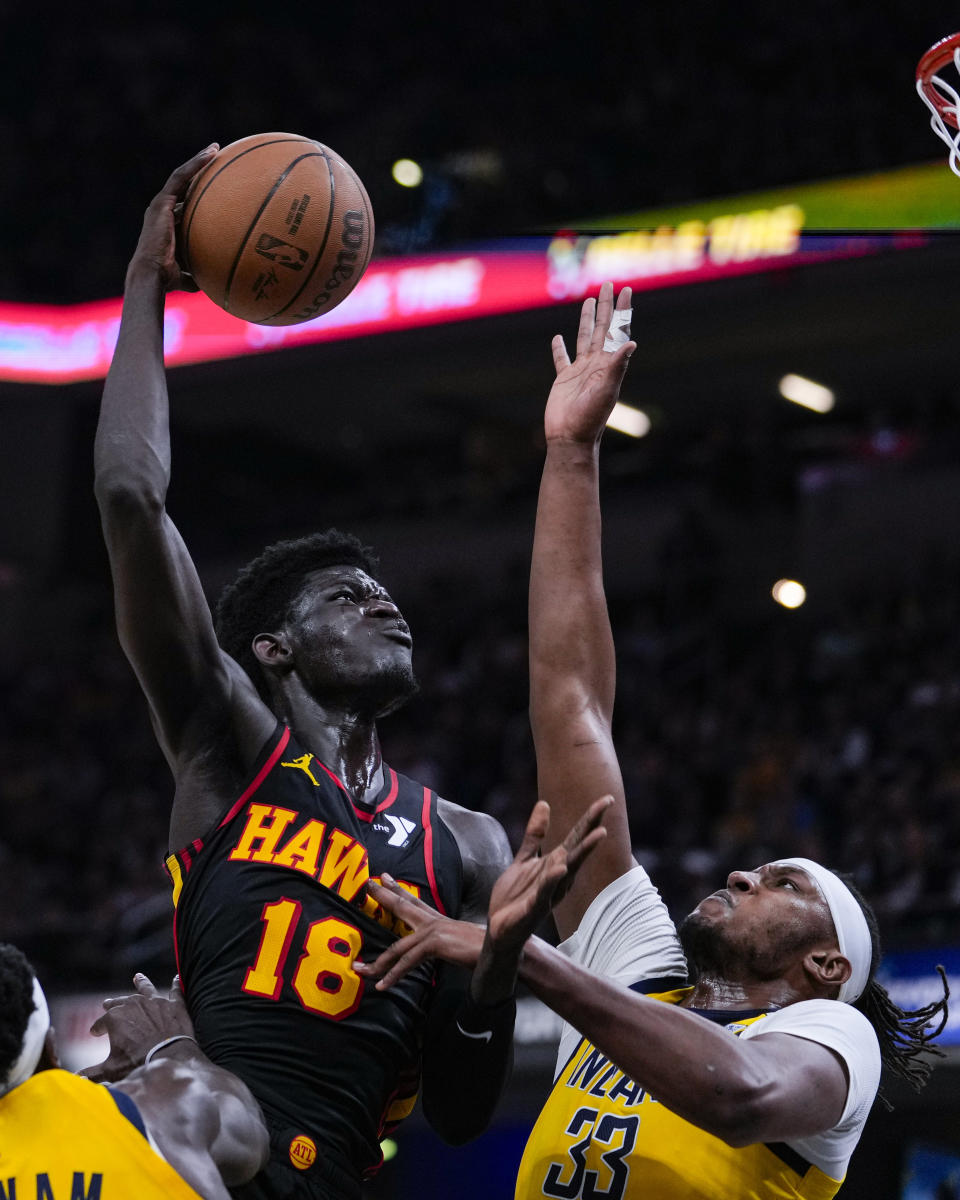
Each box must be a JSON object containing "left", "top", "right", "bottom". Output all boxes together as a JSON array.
[{"left": 164, "top": 723, "right": 463, "bottom": 1186}]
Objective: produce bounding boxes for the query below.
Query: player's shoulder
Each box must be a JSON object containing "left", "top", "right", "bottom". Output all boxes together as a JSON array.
[
  {"left": 748, "top": 998, "right": 881, "bottom": 1062},
  {"left": 435, "top": 798, "right": 512, "bottom": 918},
  {"left": 436, "top": 797, "right": 511, "bottom": 862}
]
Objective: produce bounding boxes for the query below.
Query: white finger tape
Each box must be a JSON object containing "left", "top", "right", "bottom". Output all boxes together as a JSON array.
[{"left": 603, "top": 308, "right": 633, "bottom": 353}]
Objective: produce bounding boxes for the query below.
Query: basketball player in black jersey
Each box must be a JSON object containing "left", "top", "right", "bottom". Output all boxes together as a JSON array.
[{"left": 94, "top": 147, "right": 517, "bottom": 1200}]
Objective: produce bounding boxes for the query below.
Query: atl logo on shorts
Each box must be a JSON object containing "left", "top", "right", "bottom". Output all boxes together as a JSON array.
[{"left": 289, "top": 1135, "right": 317, "bottom": 1171}]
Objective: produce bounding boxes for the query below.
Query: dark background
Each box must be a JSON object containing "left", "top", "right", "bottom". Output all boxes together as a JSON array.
[{"left": 5, "top": 4, "right": 960, "bottom": 1197}]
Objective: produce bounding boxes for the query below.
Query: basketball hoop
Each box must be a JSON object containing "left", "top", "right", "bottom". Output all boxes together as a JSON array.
[{"left": 917, "top": 32, "right": 960, "bottom": 175}]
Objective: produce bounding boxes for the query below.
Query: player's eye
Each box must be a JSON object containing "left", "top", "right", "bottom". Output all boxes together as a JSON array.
[{"left": 778, "top": 878, "right": 798, "bottom": 889}]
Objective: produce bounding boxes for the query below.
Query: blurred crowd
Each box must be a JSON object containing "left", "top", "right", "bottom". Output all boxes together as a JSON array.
[
  {"left": 2, "top": 2, "right": 956, "bottom": 303},
  {"left": 3, "top": 534, "right": 960, "bottom": 992}
]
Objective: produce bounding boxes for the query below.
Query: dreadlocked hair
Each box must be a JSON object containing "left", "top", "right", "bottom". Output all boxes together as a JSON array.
[
  {"left": 215, "top": 530, "right": 379, "bottom": 702},
  {"left": 833, "top": 871, "right": 949, "bottom": 1108},
  {"left": 0, "top": 944, "right": 38, "bottom": 1082}
]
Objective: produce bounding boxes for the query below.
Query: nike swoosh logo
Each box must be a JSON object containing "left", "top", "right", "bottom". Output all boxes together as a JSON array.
[{"left": 456, "top": 1022, "right": 492, "bottom": 1043}]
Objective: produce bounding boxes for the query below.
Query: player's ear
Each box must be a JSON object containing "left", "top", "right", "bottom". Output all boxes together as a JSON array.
[
  {"left": 252, "top": 632, "right": 293, "bottom": 671},
  {"left": 804, "top": 947, "right": 852, "bottom": 996},
  {"left": 38, "top": 1028, "right": 60, "bottom": 1072}
]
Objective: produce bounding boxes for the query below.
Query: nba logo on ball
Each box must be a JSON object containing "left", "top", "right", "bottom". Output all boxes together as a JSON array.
[
  {"left": 289, "top": 1134, "right": 317, "bottom": 1170},
  {"left": 181, "top": 133, "right": 375, "bottom": 326}
]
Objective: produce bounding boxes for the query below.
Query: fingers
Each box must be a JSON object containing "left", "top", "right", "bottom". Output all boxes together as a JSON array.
[
  {"left": 551, "top": 334, "right": 571, "bottom": 375},
  {"left": 373, "top": 942, "right": 435, "bottom": 990},
  {"left": 355, "top": 937, "right": 427, "bottom": 990},
  {"left": 161, "top": 144, "right": 219, "bottom": 199},
  {"left": 366, "top": 878, "right": 436, "bottom": 925},
  {"left": 560, "top": 794, "right": 613, "bottom": 853},
  {"left": 564, "top": 826, "right": 608, "bottom": 874},
  {"left": 556, "top": 795, "right": 612, "bottom": 878},
  {"left": 133, "top": 973, "right": 157, "bottom": 998},
  {"left": 615, "top": 285, "right": 632, "bottom": 312},
  {"left": 592, "top": 281, "right": 615, "bottom": 351},
  {"left": 575, "top": 296, "right": 596, "bottom": 359},
  {"left": 515, "top": 800, "right": 551, "bottom": 863}
]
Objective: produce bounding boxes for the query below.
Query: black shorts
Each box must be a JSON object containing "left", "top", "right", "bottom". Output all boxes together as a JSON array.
[{"left": 230, "top": 1121, "right": 362, "bottom": 1200}]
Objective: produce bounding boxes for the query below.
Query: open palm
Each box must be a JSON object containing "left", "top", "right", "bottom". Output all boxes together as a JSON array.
[
  {"left": 543, "top": 282, "right": 636, "bottom": 444},
  {"left": 487, "top": 796, "right": 612, "bottom": 952}
]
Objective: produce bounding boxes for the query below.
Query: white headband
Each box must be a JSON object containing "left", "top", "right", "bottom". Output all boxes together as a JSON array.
[
  {"left": 773, "top": 858, "right": 872, "bottom": 1004},
  {"left": 0, "top": 976, "right": 50, "bottom": 1097}
]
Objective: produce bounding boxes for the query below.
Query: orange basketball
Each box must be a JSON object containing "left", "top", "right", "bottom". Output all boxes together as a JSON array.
[{"left": 180, "top": 133, "right": 374, "bottom": 326}]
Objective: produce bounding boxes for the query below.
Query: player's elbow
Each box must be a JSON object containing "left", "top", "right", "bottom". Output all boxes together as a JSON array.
[
  {"left": 94, "top": 468, "right": 167, "bottom": 519},
  {"left": 529, "top": 689, "right": 613, "bottom": 741},
  {"left": 211, "top": 1093, "right": 271, "bottom": 1185},
  {"left": 422, "top": 1100, "right": 486, "bottom": 1146}
]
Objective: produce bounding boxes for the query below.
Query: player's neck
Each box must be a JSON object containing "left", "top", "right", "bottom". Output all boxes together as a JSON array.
[
  {"left": 681, "top": 972, "right": 803, "bottom": 1012},
  {"left": 282, "top": 699, "right": 385, "bottom": 803}
]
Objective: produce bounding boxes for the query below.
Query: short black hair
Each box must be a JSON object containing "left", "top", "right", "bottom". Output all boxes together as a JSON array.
[
  {"left": 0, "top": 944, "right": 38, "bottom": 1083},
  {"left": 215, "top": 529, "right": 380, "bottom": 701}
]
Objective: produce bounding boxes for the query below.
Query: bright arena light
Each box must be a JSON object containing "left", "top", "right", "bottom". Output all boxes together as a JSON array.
[
  {"left": 772, "top": 579, "right": 807, "bottom": 609},
  {"left": 778, "top": 374, "right": 835, "bottom": 413},
  {"left": 606, "top": 402, "right": 651, "bottom": 438},
  {"left": 380, "top": 1138, "right": 399, "bottom": 1162},
  {"left": 392, "top": 158, "right": 423, "bottom": 188}
]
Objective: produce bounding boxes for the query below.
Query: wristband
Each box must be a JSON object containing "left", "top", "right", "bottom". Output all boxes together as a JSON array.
[
  {"left": 456, "top": 992, "right": 516, "bottom": 1041},
  {"left": 144, "top": 1034, "right": 198, "bottom": 1064}
]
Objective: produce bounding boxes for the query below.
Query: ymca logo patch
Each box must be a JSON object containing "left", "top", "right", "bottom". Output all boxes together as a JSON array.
[
  {"left": 375, "top": 814, "right": 416, "bottom": 847},
  {"left": 289, "top": 1134, "right": 317, "bottom": 1171}
]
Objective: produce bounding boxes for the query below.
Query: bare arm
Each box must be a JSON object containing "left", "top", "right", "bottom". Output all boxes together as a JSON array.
[
  {"left": 86, "top": 975, "right": 268, "bottom": 1199},
  {"left": 357, "top": 812, "right": 850, "bottom": 1147},
  {"left": 94, "top": 149, "right": 273, "bottom": 842},
  {"left": 418, "top": 802, "right": 517, "bottom": 1143},
  {"left": 115, "top": 1051, "right": 268, "bottom": 1199},
  {"left": 530, "top": 282, "right": 637, "bottom": 938},
  {"left": 516, "top": 937, "right": 849, "bottom": 1145}
]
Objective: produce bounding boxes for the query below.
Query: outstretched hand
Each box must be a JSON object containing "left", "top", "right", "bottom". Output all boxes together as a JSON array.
[
  {"left": 544, "top": 281, "right": 636, "bottom": 444},
  {"left": 486, "top": 794, "right": 611, "bottom": 952},
  {"left": 129, "top": 145, "right": 219, "bottom": 292},
  {"left": 80, "top": 973, "right": 194, "bottom": 1083},
  {"left": 356, "top": 795, "right": 611, "bottom": 991}
]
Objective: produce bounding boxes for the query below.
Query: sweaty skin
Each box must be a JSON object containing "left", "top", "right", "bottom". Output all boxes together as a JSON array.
[{"left": 93, "top": 150, "right": 515, "bottom": 1163}]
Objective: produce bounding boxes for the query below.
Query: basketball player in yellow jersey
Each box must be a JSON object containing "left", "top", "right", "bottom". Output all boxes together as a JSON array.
[
  {"left": 0, "top": 944, "right": 268, "bottom": 1199},
  {"left": 359, "top": 283, "right": 948, "bottom": 1199}
]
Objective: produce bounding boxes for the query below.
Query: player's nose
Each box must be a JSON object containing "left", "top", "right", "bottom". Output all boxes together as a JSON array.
[
  {"left": 366, "top": 594, "right": 401, "bottom": 618},
  {"left": 727, "top": 869, "right": 759, "bottom": 893}
]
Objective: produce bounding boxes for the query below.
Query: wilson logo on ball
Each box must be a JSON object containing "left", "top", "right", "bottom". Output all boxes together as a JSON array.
[{"left": 291, "top": 209, "right": 366, "bottom": 323}]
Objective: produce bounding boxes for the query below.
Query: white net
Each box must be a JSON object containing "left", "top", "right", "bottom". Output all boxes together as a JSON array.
[{"left": 917, "top": 45, "right": 960, "bottom": 177}]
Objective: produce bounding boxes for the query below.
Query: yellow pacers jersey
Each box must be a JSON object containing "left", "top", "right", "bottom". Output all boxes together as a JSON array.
[
  {"left": 516, "top": 989, "right": 843, "bottom": 1200},
  {"left": 0, "top": 1070, "right": 203, "bottom": 1198}
]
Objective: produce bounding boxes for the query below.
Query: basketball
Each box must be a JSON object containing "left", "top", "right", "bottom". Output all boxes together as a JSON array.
[{"left": 180, "top": 133, "right": 374, "bottom": 326}]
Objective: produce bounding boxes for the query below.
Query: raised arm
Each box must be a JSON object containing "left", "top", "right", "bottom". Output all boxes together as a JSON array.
[
  {"left": 530, "top": 282, "right": 636, "bottom": 938},
  {"left": 94, "top": 149, "right": 273, "bottom": 843}
]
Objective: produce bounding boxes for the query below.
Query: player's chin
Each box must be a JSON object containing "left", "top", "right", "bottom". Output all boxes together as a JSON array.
[{"left": 372, "top": 663, "right": 420, "bottom": 718}]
